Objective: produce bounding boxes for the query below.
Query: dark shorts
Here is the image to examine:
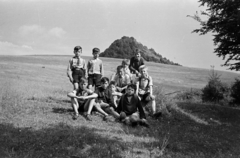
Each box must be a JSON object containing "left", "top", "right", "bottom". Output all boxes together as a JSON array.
[
  {"left": 72, "top": 69, "right": 85, "bottom": 83},
  {"left": 139, "top": 92, "right": 151, "bottom": 106},
  {"left": 78, "top": 99, "right": 87, "bottom": 112},
  {"left": 88, "top": 74, "right": 102, "bottom": 87}
]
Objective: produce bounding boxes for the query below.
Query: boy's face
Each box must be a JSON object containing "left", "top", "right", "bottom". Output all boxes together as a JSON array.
[
  {"left": 101, "top": 81, "right": 109, "bottom": 89},
  {"left": 126, "top": 87, "right": 135, "bottom": 96},
  {"left": 122, "top": 63, "right": 128, "bottom": 68},
  {"left": 140, "top": 68, "right": 148, "bottom": 78},
  {"left": 109, "top": 84, "right": 116, "bottom": 92},
  {"left": 80, "top": 82, "right": 88, "bottom": 89},
  {"left": 135, "top": 53, "right": 141, "bottom": 61},
  {"left": 118, "top": 69, "right": 124, "bottom": 77},
  {"left": 74, "top": 49, "right": 82, "bottom": 58},
  {"left": 93, "top": 52, "right": 99, "bottom": 59}
]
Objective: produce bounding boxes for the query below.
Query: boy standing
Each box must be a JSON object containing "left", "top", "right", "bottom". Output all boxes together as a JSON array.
[
  {"left": 136, "top": 65, "right": 156, "bottom": 116},
  {"left": 67, "top": 46, "right": 87, "bottom": 91},
  {"left": 129, "top": 49, "right": 145, "bottom": 77},
  {"left": 116, "top": 84, "right": 149, "bottom": 127},
  {"left": 87, "top": 48, "right": 104, "bottom": 91}
]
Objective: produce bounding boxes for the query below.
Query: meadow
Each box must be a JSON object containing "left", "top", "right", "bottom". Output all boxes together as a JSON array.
[{"left": 0, "top": 55, "right": 240, "bottom": 158}]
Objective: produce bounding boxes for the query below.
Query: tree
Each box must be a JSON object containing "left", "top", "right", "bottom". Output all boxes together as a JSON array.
[{"left": 188, "top": 0, "right": 240, "bottom": 71}]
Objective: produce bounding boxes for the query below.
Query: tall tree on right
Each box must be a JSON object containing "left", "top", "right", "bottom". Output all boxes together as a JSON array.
[{"left": 189, "top": 0, "right": 240, "bottom": 71}]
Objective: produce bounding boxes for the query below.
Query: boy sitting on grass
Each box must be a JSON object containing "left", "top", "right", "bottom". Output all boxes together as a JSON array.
[
  {"left": 84, "top": 77, "right": 117, "bottom": 121},
  {"left": 67, "top": 78, "right": 94, "bottom": 120},
  {"left": 116, "top": 84, "right": 149, "bottom": 127},
  {"left": 136, "top": 65, "right": 157, "bottom": 117},
  {"left": 111, "top": 67, "right": 131, "bottom": 94},
  {"left": 109, "top": 81, "right": 122, "bottom": 108}
]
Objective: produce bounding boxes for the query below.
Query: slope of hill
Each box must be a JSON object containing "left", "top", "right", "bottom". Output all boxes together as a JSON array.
[{"left": 99, "top": 36, "right": 181, "bottom": 66}]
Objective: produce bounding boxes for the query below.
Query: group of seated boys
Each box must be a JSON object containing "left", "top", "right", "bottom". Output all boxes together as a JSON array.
[{"left": 66, "top": 46, "right": 158, "bottom": 127}]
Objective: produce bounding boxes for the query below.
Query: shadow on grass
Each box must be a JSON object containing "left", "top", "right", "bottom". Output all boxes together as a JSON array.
[
  {"left": 119, "top": 106, "right": 240, "bottom": 157},
  {"left": 52, "top": 107, "right": 72, "bottom": 114},
  {"left": 0, "top": 123, "right": 126, "bottom": 158},
  {"left": 28, "top": 96, "right": 71, "bottom": 104}
]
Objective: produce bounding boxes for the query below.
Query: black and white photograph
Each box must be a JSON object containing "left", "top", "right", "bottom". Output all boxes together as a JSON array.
[{"left": 0, "top": 0, "right": 240, "bottom": 157}]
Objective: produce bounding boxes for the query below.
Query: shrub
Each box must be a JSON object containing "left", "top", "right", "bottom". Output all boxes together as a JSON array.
[
  {"left": 230, "top": 78, "right": 240, "bottom": 106},
  {"left": 174, "top": 88, "right": 202, "bottom": 102},
  {"left": 202, "top": 68, "right": 230, "bottom": 103}
]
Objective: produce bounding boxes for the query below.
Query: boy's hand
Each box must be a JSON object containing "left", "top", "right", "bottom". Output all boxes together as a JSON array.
[
  {"left": 77, "top": 96, "right": 88, "bottom": 100},
  {"left": 117, "top": 87, "right": 122, "bottom": 92}
]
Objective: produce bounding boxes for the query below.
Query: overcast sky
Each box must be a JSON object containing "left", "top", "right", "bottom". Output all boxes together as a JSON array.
[{"left": 0, "top": 0, "right": 233, "bottom": 72}]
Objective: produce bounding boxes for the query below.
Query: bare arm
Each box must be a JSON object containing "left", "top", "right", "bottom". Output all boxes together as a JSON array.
[
  {"left": 100, "top": 61, "right": 104, "bottom": 76},
  {"left": 67, "top": 59, "right": 73, "bottom": 82}
]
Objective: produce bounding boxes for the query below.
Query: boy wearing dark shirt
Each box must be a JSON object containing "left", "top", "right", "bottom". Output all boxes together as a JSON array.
[
  {"left": 85, "top": 77, "right": 115, "bottom": 121},
  {"left": 129, "top": 49, "right": 144, "bottom": 77},
  {"left": 116, "top": 84, "right": 149, "bottom": 127}
]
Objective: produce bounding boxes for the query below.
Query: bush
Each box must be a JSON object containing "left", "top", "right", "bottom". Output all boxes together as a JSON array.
[
  {"left": 174, "top": 89, "right": 202, "bottom": 102},
  {"left": 202, "top": 68, "right": 230, "bottom": 103},
  {"left": 230, "top": 78, "right": 240, "bottom": 106}
]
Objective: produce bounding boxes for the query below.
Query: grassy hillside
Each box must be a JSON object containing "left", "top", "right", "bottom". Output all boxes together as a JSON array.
[{"left": 0, "top": 55, "right": 240, "bottom": 158}]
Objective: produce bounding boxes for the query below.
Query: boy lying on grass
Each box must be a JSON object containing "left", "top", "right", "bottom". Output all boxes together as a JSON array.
[
  {"left": 67, "top": 78, "right": 94, "bottom": 120},
  {"left": 114, "top": 84, "right": 150, "bottom": 127}
]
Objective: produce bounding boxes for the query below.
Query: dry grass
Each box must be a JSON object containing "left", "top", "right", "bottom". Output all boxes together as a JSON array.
[{"left": 0, "top": 55, "right": 240, "bottom": 158}]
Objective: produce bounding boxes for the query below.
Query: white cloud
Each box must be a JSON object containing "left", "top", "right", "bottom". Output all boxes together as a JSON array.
[
  {"left": 19, "top": 25, "right": 45, "bottom": 36},
  {"left": 22, "top": 45, "right": 33, "bottom": 49},
  {"left": 48, "top": 27, "right": 66, "bottom": 38},
  {"left": 0, "top": 41, "right": 33, "bottom": 55}
]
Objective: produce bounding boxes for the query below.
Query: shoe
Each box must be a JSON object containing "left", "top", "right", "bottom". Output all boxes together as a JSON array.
[
  {"left": 139, "top": 119, "right": 150, "bottom": 128},
  {"left": 103, "top": 115, "right": 111, "bottom": 122},
  {"left": 72, "top": 113, "right": 79, "bottom": 120},
  {"left": 119, "top": 112, "right": 127, "bottom": 122},
  {"left": 152, "top": 111, "right": 162, "bottom": 119},
  {"left": 85, "top": 114, "right": 92, "bottom": 121}
]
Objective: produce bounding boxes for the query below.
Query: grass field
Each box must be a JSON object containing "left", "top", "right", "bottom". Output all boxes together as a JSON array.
[{"left": 0, "top": 55, "right": 240, "bottom": 158}]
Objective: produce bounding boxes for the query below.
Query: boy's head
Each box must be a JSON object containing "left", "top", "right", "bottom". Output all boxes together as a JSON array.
[
  {"left": 139, "top": 65, "right": 148, "bottom": 78},
  {"left": 134, "top": 49, "right": 141, "bottom": 60},
  {"left": 126, "top": 84, "right": 136, "bottom": 96},
  {"left": 100, "top": 77, "right": 109, "bottom": 89},
  {"left": 109, "top": 81, "right": 117, "bottom": 92},
  {"left": 92, "top": 47, "right": 100, "bottom": 59},
  {"left": 117, "top": 67, "right": 124, "bottom": 77},
  {"left": 79, "top": 77, "right": 88, "bottom": 89},
  {"left": 73, "top": 46, "right": 82, "bottom": 57},
  {"left": 122, "top": 59, "right": 130, "bottom": 68}
]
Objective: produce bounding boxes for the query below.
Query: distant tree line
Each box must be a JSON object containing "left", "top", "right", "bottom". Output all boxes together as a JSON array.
[{"left": 100, "top": 36, "right": 181, "bottom": 66}]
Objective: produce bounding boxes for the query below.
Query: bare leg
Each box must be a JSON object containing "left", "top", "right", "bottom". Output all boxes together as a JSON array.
[
  {"left": 113, "top": 96, "right": 118, "bottom": 108},
  {"left": 87, "top": 98, "right": 95, "bottom": 115},
  {"left": 94, "top": 103, "right": 108, "bottom": 117},
  {"left": 108, "top": 107, "right": 120, "bottom": 118},
  {"left": 151, "top": 99, "right": 156, "bottom": 114},
  {"left": 73, "top": 82, "right": 79, "bottom": 91},
  {"left": 71, "top": 98, "right": 79, "bottom": 115}
]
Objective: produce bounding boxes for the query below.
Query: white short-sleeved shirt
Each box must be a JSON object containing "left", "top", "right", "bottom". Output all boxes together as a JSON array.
[{"left": 138, "top": 75, "right": 153, "bottom": 92}]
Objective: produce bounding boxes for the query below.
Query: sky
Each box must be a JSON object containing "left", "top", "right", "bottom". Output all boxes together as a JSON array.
[{"left": 0, "top": 0, "right": 234, "bottom": 72}]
